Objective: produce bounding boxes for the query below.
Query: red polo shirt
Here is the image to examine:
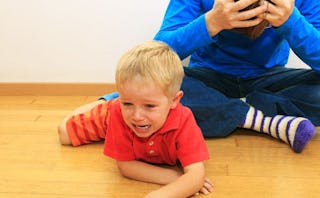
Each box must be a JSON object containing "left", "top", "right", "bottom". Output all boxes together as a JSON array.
[{"left": 66, "top": 99, "right": 209, "bottom": 167}]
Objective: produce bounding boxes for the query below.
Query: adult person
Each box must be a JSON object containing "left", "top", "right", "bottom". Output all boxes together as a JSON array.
[{"left": 153, "top": 0, "right": 320, "bottom": 153}]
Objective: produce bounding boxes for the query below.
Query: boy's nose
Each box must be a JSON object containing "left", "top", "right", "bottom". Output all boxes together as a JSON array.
[{"left": 132, "top": 108, "right": 144, "bottom": 121}]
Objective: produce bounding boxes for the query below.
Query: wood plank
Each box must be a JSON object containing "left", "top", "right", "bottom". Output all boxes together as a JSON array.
[{"left": 0, "top": 83, "right": 116, "bottom": 96}]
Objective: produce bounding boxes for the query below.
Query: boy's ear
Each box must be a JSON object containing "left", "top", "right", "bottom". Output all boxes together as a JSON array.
[{"left": 170, "top": 90, "right": 184, "bottom": 109}]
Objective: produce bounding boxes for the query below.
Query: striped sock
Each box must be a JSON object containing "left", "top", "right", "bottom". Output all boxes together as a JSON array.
[{"left": 240, "top": 106, "right": 315, "bottom": 153}]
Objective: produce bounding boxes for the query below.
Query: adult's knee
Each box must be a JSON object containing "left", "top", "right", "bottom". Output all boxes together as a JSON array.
[{"left": 283, "top": 84, "right": 320, "bottom": 103}]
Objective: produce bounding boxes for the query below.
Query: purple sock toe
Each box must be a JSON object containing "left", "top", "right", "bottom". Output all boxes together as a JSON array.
[{"left": 292, "top": 120, "right": 316, "bottom": 153}]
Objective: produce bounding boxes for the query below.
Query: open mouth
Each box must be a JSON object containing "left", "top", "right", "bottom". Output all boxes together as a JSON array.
[
  {"left": 133, "top": 124, "right": 151, "bottom": 130},
  {"left": 132, "top": 124, "right": 152, "bottom": 136}
]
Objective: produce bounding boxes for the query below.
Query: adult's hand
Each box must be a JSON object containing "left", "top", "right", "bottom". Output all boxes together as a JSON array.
[
  {"left": 262, "top": 0, "right": 295, "bottom": 27},
  {"left": 205, "top": 0, "right": 267, "bottom": 36}
]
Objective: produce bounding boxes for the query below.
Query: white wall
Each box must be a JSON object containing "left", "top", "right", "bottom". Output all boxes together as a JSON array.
[
  {"left": 287, "top": 49, "right": 309, "bottom": 69},
  {"left": 0, "top": 0, "right": 169, "bottom": 83},
  {"left": 0, "top": 0, "right": 308, "bottom": 83}
]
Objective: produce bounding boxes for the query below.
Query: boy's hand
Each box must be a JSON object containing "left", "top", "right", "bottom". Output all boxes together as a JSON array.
[{"left": 194, "top": 177, "right": 214, "bottom": 196}]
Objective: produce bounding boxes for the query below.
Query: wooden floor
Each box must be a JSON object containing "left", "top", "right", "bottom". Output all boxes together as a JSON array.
[{"left": 1, "top": 95, "right": 320, "bottom": 198}]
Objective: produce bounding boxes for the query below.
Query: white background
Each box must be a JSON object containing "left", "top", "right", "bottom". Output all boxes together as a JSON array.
[{"left": 0, "top": 0, "right": 308, "bottom": 83}]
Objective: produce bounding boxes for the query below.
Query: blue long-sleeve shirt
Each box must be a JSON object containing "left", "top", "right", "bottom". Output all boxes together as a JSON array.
[{"left": 154, "top": 0, "right": 320, "bottom": 78}]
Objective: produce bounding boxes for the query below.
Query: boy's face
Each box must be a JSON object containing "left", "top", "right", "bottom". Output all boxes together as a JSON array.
[{"left": 118, "top": 79, "right": 182, "bottom": 138}]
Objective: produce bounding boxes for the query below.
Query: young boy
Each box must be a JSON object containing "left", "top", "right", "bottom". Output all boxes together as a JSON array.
[{"left": 58, "top": 41, "right": 213, "bottom": 197}]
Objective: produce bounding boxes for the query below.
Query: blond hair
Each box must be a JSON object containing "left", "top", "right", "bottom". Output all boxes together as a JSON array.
[{"left": 115, "top": 41, "right": 184, "bottom": 97}]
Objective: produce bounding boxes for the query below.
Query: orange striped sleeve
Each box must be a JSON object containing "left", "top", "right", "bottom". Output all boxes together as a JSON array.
[{"left": 66, "top": 100, "right": 113, "bottom": 146}]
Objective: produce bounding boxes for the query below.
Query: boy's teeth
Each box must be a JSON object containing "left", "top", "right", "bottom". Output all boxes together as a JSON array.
[{"left": 136, "top": 125, "right": 149, "bottom": 129}]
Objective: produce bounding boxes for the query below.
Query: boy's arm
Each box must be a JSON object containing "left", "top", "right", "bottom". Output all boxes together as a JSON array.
[
  {"left": 116, "top": 160, "right": 183, "bottom": 185},
  {"left": 117, "top": 160, "right": 212, "bottom": 198},
  {"left": 145, "top": 162, "right": 211, "bottom": 198},
  {"left": 57, "top": 100, "right": 105, "bottom": 145}
]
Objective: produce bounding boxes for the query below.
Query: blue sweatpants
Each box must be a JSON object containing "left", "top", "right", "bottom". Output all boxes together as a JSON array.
[{"left": 182, "top": 66, "right": 320, "bottom": 137}]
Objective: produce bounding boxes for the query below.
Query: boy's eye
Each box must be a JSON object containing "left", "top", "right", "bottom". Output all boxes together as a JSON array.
[
  {"left": 145, "top": 104, "right": 156, "bottom": 108},
  {"left": 122, "top": 102, "right": 132, "bottom": 106}
]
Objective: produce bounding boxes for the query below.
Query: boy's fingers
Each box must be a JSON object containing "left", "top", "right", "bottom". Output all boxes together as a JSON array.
[
  {"left": 200, "top": 187, "right": 210, "bottom": 195},
  {"left": 205, "top": 177, "right": 214, "bottom": 186}
]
